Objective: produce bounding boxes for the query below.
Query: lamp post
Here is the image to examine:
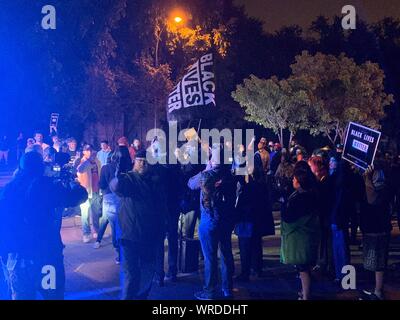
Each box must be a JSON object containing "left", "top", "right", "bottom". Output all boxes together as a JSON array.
[{"left": 154, "top": 10, "right": 185, "bottom": 67}]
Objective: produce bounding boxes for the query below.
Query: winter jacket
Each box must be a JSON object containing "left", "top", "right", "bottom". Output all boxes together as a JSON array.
[
  {"left": 112, "top": 167, "right": 167, "bottom": 244},
  {"left": 235, "top": 176, "right": 275, "bottom": 237}
]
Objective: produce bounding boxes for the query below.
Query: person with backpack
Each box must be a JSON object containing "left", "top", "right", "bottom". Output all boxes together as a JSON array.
[{"left": 188, "top": 144, "right": 237, "bottom": 300}]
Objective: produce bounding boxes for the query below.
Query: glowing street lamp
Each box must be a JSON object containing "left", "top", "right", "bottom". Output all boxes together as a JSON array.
[{"left": 174, "top": 16, "right": 183, "bottom": 24}]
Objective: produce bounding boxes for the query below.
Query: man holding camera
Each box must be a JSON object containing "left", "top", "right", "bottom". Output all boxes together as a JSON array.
[{"left": 0, "top": 151, "right": 87, "bottom": 299}]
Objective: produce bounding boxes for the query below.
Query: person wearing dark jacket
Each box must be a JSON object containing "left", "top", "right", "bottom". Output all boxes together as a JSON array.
[
  {"left": 275, "top": 151, "right": 295, "bottom": 215},
  {"left": 308, "top": 156, "right": 336, "bottom": 278},
  {"left": 0, "top": 152, "right": 88, "bottom": 300},
  {"left": 234, "top": 166, "right": 275, "bottom": 281},
  {"left": 110, "top": 149, "right": 167, "bottom": 300},
  {"left": 280, "top": 162, "right": 319, "bottom": 300},
  {"left": 329, "top": 159, "right": 361, "bottom": 281},
  {"left": 154, "top": 163, "right": 183, "bottom": 285},
  {"left": 188, "top": 144, "right": 237, "bottom": 300},
  {"left": 93, "top": 151, "right": 121, "bottom": 264},
  {"left": 180, "top": 146, "right": 203, "bottom": 239},
  {"left": 360, "top": 162, "right": 392, "bottom": 300}
]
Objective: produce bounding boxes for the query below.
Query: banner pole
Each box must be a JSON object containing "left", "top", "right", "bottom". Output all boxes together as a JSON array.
[
  {"left": 197, "top": 119, "right": 202, "bottom": 143},
  {"left": 197, "top": 118, "right": 202, "bottom": 133}
]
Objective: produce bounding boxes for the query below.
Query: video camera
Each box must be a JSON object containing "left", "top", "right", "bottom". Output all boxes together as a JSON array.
[{"left": 50, "top": 163, "right": 77, "bottom": 186}]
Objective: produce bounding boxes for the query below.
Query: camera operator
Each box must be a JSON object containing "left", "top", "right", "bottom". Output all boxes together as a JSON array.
[{"left": 0, "top": 151, "right": 87, "bottom": 300}]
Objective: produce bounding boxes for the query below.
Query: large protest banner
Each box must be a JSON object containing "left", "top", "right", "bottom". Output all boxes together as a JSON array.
[
  {"left": 167, "top": 53, "right": 216, "bottom": 122},
  {"left": 342, "top": 122, "right": 381, "bottom": 170}
]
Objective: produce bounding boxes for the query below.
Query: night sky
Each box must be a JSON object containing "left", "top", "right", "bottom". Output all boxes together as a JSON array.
[{"left": 236, "top": 0, "right": 400, "bottom": 33}]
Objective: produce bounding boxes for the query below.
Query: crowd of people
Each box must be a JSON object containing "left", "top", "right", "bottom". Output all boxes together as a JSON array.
[{"left": 0, "top": 130, "right": 399, "bottom": 300}]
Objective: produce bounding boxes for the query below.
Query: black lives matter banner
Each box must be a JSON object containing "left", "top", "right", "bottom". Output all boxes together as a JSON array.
[
  {"left": 342, "top": 122, "right": 381, "bottom": 170},
  {"left": 167, "top": 53, "right": 216, "bottom": 122}
]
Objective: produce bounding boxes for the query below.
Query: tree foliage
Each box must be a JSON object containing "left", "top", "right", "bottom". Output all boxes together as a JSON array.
[
  {"left": 290, "top": 51, "right": 394, "bottom": 144},
  {"left": 232, "top": 75, "right": 311, "bottom": 147}
]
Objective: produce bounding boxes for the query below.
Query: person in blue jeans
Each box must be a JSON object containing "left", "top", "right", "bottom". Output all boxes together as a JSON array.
[
  {"left": 188, "top": 144, "right": 237, "bottom": 300},
  {"left": 93, "top": 151, "right": 121, "bottom": 264}
]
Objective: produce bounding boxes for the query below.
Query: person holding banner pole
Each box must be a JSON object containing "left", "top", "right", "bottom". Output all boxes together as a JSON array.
[{"left": 360, "top": 160, "right": 392, "bottom": 300}]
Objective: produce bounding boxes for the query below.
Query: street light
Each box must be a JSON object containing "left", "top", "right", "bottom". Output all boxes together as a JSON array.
[{"left": 174, "top": 16, "right": 183, "bottom": 24}]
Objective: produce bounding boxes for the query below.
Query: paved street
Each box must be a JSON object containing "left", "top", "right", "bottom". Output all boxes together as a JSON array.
[
  {"left": 61, "top": 214, "right": 400, "bottom": 300},
  {"left": 0, "top": 170, "right": 13, "bottom": 188},
  {"left": 1, "top": 169, "right": 400, "bottom": 300}
]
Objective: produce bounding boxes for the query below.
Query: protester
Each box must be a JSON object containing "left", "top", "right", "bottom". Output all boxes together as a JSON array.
[
  {"left": 235, "top": 164, "right": 275, "bottom": 281},
  {"left": 55, "top": 143, "right": 72, "bottom": 167},
  {"left": 268, "top": 141, "right": 274, "bottom": 153},
  {"left": 308, "top": 156, "right": 337, "bottom": 279},
  {"left": 188, "top": 144, "right": 237, "bottom": 300},
  {"left": 97, "top": 140, "right": 112, "bottom": 167},
  {"left": 34, "top": 132, "right": 50, "bottom": 152},
  {"left": 180, "top": 144, "right": 203, "bottom": 239},
  {"left": 93, "top": 151, "right": 121, "bottom": 264},
  {"left": 52, "top": 135, "right": 61, "bottom": 153},
  {"left": 25, "top": 138, "right": 35, "bottom": 152},
  {"left": 0, "top": 152, "right": 87, "bottom": 299},
  {"left": 275, "top": 151, "right": 295, "bottom": 213},
  {"left": 254, "top": 137, "right": 270, "bottom": 179},
  {"left": 270, "top": 143, "right": 282, "bottom": 175},
  {"left": 280, "top": 162, "right": 320, "bottom": 300},
  {"left": 132, "top": 138, "right": 144, "bottom": 160},
  {"left": 0, "top": 135, "right": 10, "bottom": 166},
  {"left": 111, "top": 149, "right": 167, "bottom": 300},
  {"left": 155, "top": 163, "right": 183, "bottom": 286},
  {"left": 296, "top": 149, "right": 305, "bottom": 162},
  {"left": 117, "top": 136, "right": 135, "bottom": 163},
  {"left": 360, "top": 161, "right": 392, "bottom": 300},
  {"left": 67, "top": 138, "right": 79, "bottom": 165},
  {"left": 16, "top": 132, "right": 25, "bottom": 163},
  {"left": 75, "top": 144, "right": 103, "bottom": 243},
  {"left": 329, "top": 156, "right": 338, "bottom": 176}
]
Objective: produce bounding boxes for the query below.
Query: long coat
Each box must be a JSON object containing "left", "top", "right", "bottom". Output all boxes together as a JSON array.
[
  {"left": 280, "top": 189, "right": 320, "bottom": 265},
  {"left": 235, "top": 177, "right": 275, "bottom": 238}
]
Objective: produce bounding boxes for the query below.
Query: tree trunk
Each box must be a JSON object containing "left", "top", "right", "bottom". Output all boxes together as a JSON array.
[
  {"left": 288, "top": 131, "right": 293, "bottom": 150},
  {"left": 325, "top": 129, "right": 336, "bottom": 146}
]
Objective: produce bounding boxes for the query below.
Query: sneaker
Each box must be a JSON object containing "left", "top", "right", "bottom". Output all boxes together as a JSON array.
[
  {"left": 360, "top": 290, "right": 384, "bottom": 300},
  {"left": 93, "top": 241, "right": 101, "bottom": 249},
  {"left": 165, "top": 274, "right": 178, "bottom": 282},
  {"left": 82, "top": 235, "right": 91, "bottom": 243},
  {"left": 194, "top": 290, "right": 216, "bottom": 300}
]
